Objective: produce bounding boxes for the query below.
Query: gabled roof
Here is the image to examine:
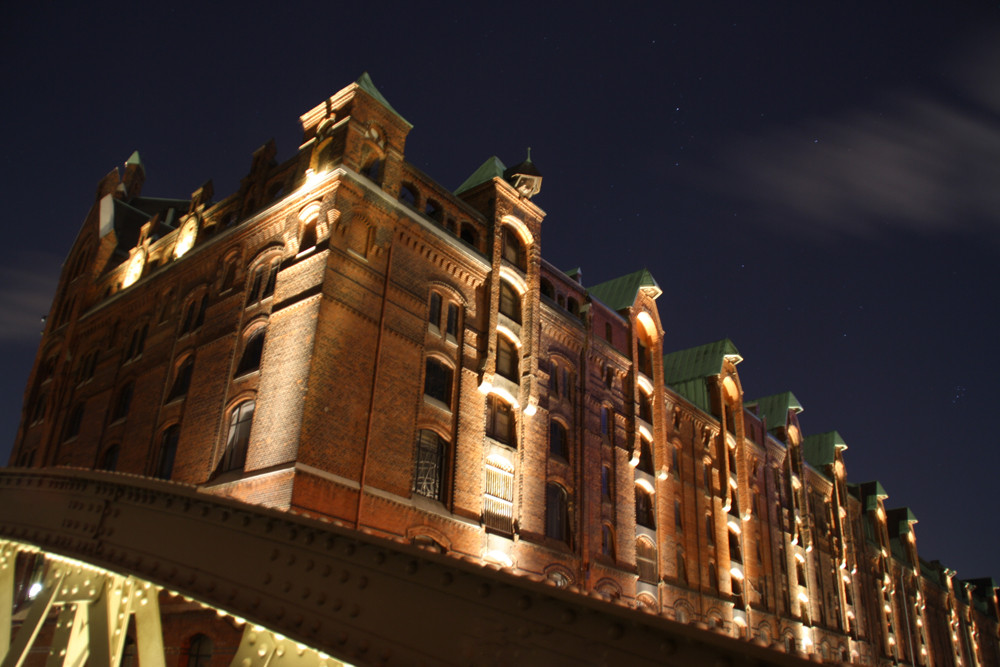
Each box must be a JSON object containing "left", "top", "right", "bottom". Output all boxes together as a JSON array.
[
  {"left": 588, "top": 268, "right": 661, "bottom": 311},
  {"left": 802, "top": 430, "right": 847, "bottom": 468},
  {"left": 355, "top": 72, "right": 411, "bottom": 128},
  {"left": 747, "top": 391, "right": 803, "bottom": 434},
  {"left": 662, "top": 339, "right": 741, "bottom": 414},
  {"left": 455, "top": 156, "right": 506, "bottom": 195}
]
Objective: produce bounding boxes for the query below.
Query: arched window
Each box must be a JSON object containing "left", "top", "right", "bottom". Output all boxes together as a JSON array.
[
  {"left": 423, "top": 358, "right": 453, "bottom": 407},
  {"left": 566, "top": 297, "right": 580, "bottom": 317},
  {"left": 112, "top": 382, "right": 134, "bottom": 421},
  {"left": 222, "top": 400, "right": 255, "bottom": 472},
  {"left": 639, "top": 391, "right": 653, "bottom": 422},
  {"left": 299, "top": 216, "right": 318, "bottom": 252},
  {"left": 545, "top": 483, "right": 569, "bottom": 543},
  {"left": 635, "top": 488, "right": 655, "bottom": 529},
  {"left": 398, "top": 182, "right": 418, "bottom": 208},
  {"left": 549, "top": 420, "right": 568, "bottom": 460},
  {"left": 499, "top": 281, "right": 521, "bottom": 323},
  {"left": 428, "top": 292, "right": 442, "bottom": 329},
  {"left": 486, "top": 394, "right": 515, "bottom": 445},
  {"left": 235, "top": 328, "right": 266, "bottom": 377},
  {"left": 413, "top": 429, "right": 447, "bottom": 501},
  {"left": 424, "top": 198, "right": 443, "bottom": 222},
  {"left": 100, "top": 444, "right": 120, "bottom": 471},
  {"left": 362, "top": 155, "right": 383, "bottom": 184},
  {"left": 496, "top": 336, "right": 519, "bottom": 382},
  {"left": 185, "top": 633, "right": 213, "bottom": 667},
  {"left": 156, "top": 425, "right": 179, "bottom": 479},
  {"left": 636, "top": 537, "right": 657, "bottom": 583},
  {"left": 540, "top": 278, "right": 555, "bottom": 300},
  {"left": 459, "top": 222, "right": 479, "bottom": 248},
  {"left": 168, "top": 356, "right": 195, "bottom": 401},
  {"left": 501, "top": 226, "right": 526, "bottom": 270}
]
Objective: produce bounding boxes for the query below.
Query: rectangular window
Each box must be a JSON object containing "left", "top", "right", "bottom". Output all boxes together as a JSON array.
[
  {"left": 674, "top": 499, "right": 682, "bottom": 531},
  {"left": 487, "top": 395, "right": 515, "bottom": 445},
  {"left": 424, "top": 358, "right": 453, "bottom": 407}
]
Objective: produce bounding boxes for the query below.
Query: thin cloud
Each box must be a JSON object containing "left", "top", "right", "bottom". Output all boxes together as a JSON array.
[
  {"left": 0, "top": 254, "right": 61, "bottom": 341},
  {"left": 719, "top": 46, "right": 1000, "bottom": 240}
]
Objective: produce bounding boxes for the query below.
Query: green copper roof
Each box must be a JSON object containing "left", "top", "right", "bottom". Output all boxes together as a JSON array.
[
  {"left": 662, "top": 339, "right": 741, "bottom": 414},
  {"left": 126, "top": 150, "right": 143, "bottom": 170},
  {"left": 356, "top": 72, "right": 412, "bottom": 128},
  {"left": 588, "top": 268, "right": 661, "bottom": 311},
  {"left": 747, "top": 391, "right": 803, "bottom": 433},
  {"left": 802, "top": 430, "right": 847, "bottom": 468},
  {"left": 858, "top": 480, "right": 888, "bottom": 512},
  {"left": 455, "top": 156, "right": 506, "bottom": 195}
]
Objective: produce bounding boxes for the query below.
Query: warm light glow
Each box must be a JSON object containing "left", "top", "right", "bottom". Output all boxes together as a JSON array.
[
  {"left": 478, "top": 380, "right": 493, "bottom": 394},
  {"left": 727, "top": 519, "right": 741, "bottom": 535},
  {"left": 500, "top": 214, "right": 534, "bottom": 246},
  {"left": 484, "top": 550, "right": 514, "bottom": 568},
  {"left": 798, "top": 591, "right": 809, "bottom": 603},
  {"left": 522, "top": 403, "right": 536, "bottom": 417},
  {"left": 730, "top": 566, "right": 744, "bottom": 580},
  {"left": 795, "top": 552, "right": 806, "bottom": 563},
  {"left": 485, "top": 386, "right": 519, "bottom": 410},
  {"left": 27, "top": 582, "right": 42, "bottom": 599},
  {"left": 635, "top": 478, "right": 655, "bottom": 494},
  {"left": 499, "top": 267, "right": 527, "bottom": 295},
  {"left": 637, "top": 374, "right": 654, "bottom": 395},
  {"left": 638, "top": 424, "right": 652, "bottom": 442},
  {"left": 496, "top": 324, "right": 522, "bottom": 348},
  {"left": 635, "top": 311, "right": 658, "bottom": 341}
]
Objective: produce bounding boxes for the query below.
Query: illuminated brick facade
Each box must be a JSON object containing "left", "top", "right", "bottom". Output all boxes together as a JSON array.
[{"left": 10, "top": 74, "right": 999, "bottom": 665}]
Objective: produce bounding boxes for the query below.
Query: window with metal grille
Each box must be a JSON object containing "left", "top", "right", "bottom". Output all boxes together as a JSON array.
[
  {"left": 413, "top": 429, "right": 446, "bottom": 501},
  {"left": 484, "top": 456, "right": 514, "bottom": 534}
]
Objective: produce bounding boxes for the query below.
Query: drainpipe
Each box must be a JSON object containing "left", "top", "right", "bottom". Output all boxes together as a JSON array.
[{"left": 356, "top": 242, "right": 393, "bottom": 530}]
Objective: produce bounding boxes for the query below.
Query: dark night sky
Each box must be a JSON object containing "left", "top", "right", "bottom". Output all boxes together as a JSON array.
[{"left": 2, "top": 2, "right": 997, "bottom": 580}]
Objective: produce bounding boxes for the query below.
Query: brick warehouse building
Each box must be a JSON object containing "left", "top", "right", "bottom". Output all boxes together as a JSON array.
[{"left": 8, "top": 74, "right": 999, "bottom": 665}]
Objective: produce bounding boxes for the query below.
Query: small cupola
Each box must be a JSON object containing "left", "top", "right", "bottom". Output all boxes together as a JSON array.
[{"left": 503, "top": 148, "right": 542, "bottom": 199}]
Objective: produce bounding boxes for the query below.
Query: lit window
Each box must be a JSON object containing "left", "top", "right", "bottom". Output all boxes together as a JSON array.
[
  {"left": 637, "top": 537, "right": 657, "bottom": 583},
  {"left": 501, "top": 226, "right": 526, "bottom": 270},
  {"left": 156, "top": 425, "right": 179, "bottom": 479},
  {"left": 545, "top": 483, "right": 569, "bottom": 543},
  {"left": 486, "top": 394, "right": 515, "bottom": 445},
  {"left": 423, "top": 358, "right": 453, "bottom": 407},
  {"left": 413, "top": 429, "right": 447, "bottom": 501},
  {"left": 636, "top": 488, "right": 655, "bottom": 529},
  {"left": 221, "top": 400, "right": 255, "bottom": 472},
  {"left": 499, "top": 281, "right": 521, "bottom": 323},
  {"left": 484, "top": 455, "right": 514, "bottom": 534},
  {"left": 496, "top": 336, "right": 519, "bottom": 382}
]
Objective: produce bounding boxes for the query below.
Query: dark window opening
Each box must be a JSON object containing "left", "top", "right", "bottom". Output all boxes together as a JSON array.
[
  {"left": 112, "top": 382, "right": 134, "bottom": 421},
  {"left": 459, "top": 222, "right": 478, "bottom": 248},
  {"left": 399, "top": 183, "right": 418, "bottom": 208},
  {"left": 262, "top": 260, "right": 279, "bottom": 299},
  {"left": 363, "top": 157, "right": 383, "bottom": 183},
  {"left": 728, "top": 528, "right": 743, "bottom": 564},
  {"left": 424, "top": 198, "right": 443, "bottom": 222},
  {"left": 601, "top": 525, "right": 615, "bottom": 558},
  {"left": 63, "top": 403, "right": 84, "bottom": 441},
  {"left": 156, "top": 425, "right": 179, "bottom": 480},
  {"left": 601, "top": 464, "right": 612, "bottom": 501},
  {"left": 428, "top": 292, "right": 442, "bottom": 329},
  {"left": 706, "top": 515, "right": 715, "bottom": 545},
  {"left": 638, "top": 438, "right": 654, "bottom": 475},
  {"left": 566, "top": 297, "right": 580, "bottom": 317},
  {"left": 299, "top": 219, "right": 318, "bottom": 252},
  {"left": 446, "top": 303, "right": 459, "bottom": 338},
  {"left": 545, "top": 483, "right": 569, "bottom": 543},
  {"left": 100, "top": 445, "right": 119, "bottom": 471},
  {"left": 549, "top": 420, "right": 568, "bottom": 460},
  {"left": 235, "top": 329, "right": 266, "bottom": 377},
  {"left": 168, "top": 357, "right": 195, "bottom": 401},
  {"left": 639, "top": 392, "right": 653, "bottom": 422},
  {"left": 636, "top": 488, "right": 656, "bottom": 529},
  {"left": 674, "top": 499, "right": 682, "bottom": 531},
  {"left": 126, "top": 324, "right": 148, "bottom": 360},
  {"left": 423, "top": 358, "right": 453, "bottom": 407},
  {"left": 540, "top": 279, "right": 555, "bottom": 300},
  {"left": 709, "top": 563, "right": 719, "bottom": 591}
]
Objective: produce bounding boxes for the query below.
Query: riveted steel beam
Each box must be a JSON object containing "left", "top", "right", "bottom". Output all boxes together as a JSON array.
[{"left": 0, "top": 469, "right": 814, "bottom": 666}]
